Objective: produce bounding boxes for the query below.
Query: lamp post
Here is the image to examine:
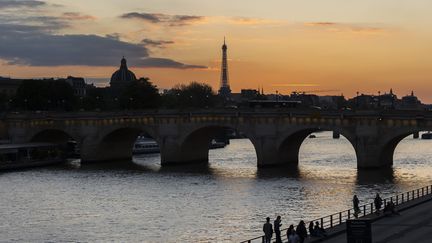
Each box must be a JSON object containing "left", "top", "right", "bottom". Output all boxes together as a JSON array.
[
  {"left": 356, "top": 92, "right": 359, "bottom": 109},
  {"left": 96, "top": 96, "right": 100, "bottom": 110},
  {"left": 79, "top": 97, "right": 83, "bottom": 111},
  {"left": 378, "top": 91, "right": 381, "bottom": 108},
  {"left": 114, "top": 97, "right": 118, "bottom": 110},
  {"left": 129, "top": 97, "right": 133, "bottom": 110},
  {"left": 7, "top": 99, "right": 12, "bottom": 111}
]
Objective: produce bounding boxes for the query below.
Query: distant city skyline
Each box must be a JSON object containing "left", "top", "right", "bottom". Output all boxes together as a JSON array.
[{"left": 1, "top": 0, "right": 432, "bottom": 101}]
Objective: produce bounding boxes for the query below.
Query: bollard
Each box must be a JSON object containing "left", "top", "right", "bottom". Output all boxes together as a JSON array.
[
  {"left": 339, "top": 212, "right": 342, "bottom": 225},
  {"left": 330, "top": 215, "right": 333, "bottom": 227},
  {"left": 396, "top": 195, "right": 399, "bottom": 205},
  {"left": 363, "top": 205, "right": 366, "bottom": 216}
]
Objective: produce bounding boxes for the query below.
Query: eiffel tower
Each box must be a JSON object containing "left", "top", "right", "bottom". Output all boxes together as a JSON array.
[{"left": 218, "top": 37, "right": 231, "bottom": 99}]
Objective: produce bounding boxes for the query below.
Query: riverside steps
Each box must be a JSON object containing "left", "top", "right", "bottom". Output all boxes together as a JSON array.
[{"left": 240, "top": 185, "right": 432, "bottom": 243}]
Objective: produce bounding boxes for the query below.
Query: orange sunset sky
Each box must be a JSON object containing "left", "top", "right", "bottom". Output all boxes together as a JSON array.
[{"left": 1, "top": 0, "right": 432, "bottom": 102}]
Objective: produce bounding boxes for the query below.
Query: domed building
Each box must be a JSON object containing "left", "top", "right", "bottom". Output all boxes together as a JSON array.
[{"left": 110, "top": 57, "right": 137, "bottom": 94}]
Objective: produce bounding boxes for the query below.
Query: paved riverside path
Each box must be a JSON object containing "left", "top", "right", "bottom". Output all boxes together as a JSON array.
[
  {"left": 309, "top": 194, "right": 432, "bottom": 243},
  {"left": 242, "top": 191, "right": 432, "bottom": 243}
]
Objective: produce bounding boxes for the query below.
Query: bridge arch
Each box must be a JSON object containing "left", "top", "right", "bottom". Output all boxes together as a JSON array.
[
  {"left": 277, "top": 127, "right": 357, "bottom": 166},
  {"left": 169, "top": 125, "right": 259, "bottom": 165},
  {"left": 380, "top": 129, "right": 423, "bottom": 167},
  {"left": 80, "top": 126, "right": 159, "bottom": 163},
  {"left": 30, "top": 129, "right": 77, "bottom": 144}
]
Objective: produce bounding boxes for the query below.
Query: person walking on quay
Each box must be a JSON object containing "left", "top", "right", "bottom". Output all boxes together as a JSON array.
[
  {"left": 263, "top": 217, "right": 273, "bottom": 243},
  {"left": 274, "top": 216, "right": 282, "bottom": 243},
  {"left": 308, "top": 221, "right": 316, "bottom": 237},
  {"left": 287, "top": 224, "right": 294, "bottom": 241},
  {"left": 374, "top": 193, "right": 383, "bottom": 215},
  {"left": 314, "top": 221, "right": 327, "bottom": 237},
  {"left": 353, "top": 194, "right": 360, "bottom": 218},
  {"left": 287, "top": 228, "right": 300, "bottom": 243},
  {"left": 295, "top": 220, "right": 307, "bottom": 243}
]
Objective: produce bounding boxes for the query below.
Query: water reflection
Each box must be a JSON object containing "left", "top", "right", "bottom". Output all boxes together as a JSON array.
[
  {"left": 255, "top": 166, "right": 301, "bottom": 179},
  {"left": 1, "top": 133, "right": 432, "bottom": 242},
  {"left": 158, "top": 162, "right": 215, "bottom": 175},
  {"left": 356, "top": 168, "right": 395, "bottom": 185}
]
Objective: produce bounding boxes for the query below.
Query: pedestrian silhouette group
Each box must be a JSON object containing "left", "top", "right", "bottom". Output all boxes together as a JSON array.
[
  {"left": 262, "top": 192, "right": 400, "bottom": 242},
  {"left": 262, "top": 216, "right": 326, "bottom": 243}
]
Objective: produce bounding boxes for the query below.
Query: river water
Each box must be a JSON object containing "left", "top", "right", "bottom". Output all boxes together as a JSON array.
[{"left": 0, "top": 132, "right": 431, "bottom": 242}]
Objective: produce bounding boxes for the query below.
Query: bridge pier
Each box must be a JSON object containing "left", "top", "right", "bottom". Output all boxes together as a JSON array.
[
  {"left": 354, "top": 136, "right": 393, "bottom": 169},
  {"left": 80, "top": 137, "right": 134, "bottom": 163},
  {"left": 254, "top": 137, "right": 300, "bottom": 167},
  {"left": 160, "top": 137, "right": 209, "bottom": 166}
]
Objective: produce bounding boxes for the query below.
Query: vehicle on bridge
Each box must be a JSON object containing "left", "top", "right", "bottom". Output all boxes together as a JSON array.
[{"left": 0, "top": 143, "right": 65, "bottom": 170}]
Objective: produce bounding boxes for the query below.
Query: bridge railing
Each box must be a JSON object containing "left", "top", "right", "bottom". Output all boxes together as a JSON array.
[{"left": 240, "top": 184, "right": 432, "bottom": 243}]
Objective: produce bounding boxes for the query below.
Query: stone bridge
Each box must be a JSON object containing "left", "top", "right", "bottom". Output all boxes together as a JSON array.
[{"left": 1, "top": 110, "right": 431, "bottom": 169}]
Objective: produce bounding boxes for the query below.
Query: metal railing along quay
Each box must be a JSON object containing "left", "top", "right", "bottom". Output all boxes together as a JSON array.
[{"left": 240, "top": 185, "right": 432, "bottom": 243}]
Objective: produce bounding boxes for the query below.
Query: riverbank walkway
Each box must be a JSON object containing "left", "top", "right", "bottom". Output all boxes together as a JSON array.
[
  {"left": 241, "top": 185, "right": 432, "bottom": 243},
  {"left": 316, "top": 191, "right": 432, "bottom": 243}
]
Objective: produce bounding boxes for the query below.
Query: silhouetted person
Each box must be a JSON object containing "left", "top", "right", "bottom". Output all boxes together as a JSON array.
[
  {"left": 296, "top": 220, "right": 308, "bottom": 243},
  {"left": 314, "top": 222, "right": 326, "bottom": 237},
  {"left": 353, "top": 195, "right": 360, "bottom": 218},
  {"left": 287, "top": 224, "right": 294, "bottom": 241},
  {"left": 274, "top": 216, "right": 282, "bottom": 243},
  {"left": 384, "top": 201, "right": 400, "bottom": 216},
  {"left": 287, "top": 229, "right": 300, "bottom": 243},
  {"left": 374, "top": 193, "right": 383, "bottom": 214},
  {"left": 263, "top": 217, "right": 273, "bottom": 243},
  {"left": 308, "top": 221, "right": 316, "bottom": 237}
]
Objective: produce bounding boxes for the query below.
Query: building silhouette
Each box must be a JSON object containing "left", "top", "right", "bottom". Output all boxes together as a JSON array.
[
  {"left": 218, "top": 38, "right": 231, "bottom": 100},
  {"left": 110, "top": 57, "right": 137, "bottom": 96}
]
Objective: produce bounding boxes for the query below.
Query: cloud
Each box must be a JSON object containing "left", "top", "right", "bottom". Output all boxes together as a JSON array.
[
  {"left": 303, "top": 22, "right": 389, "bottom": 35},
  {"left": 0, "top": 0, "right": 45, "bottom": 9},
  {"left": 106, "top": 33, "right": 121, "bottom": 41},
  {"left": 121, "top": 12, "right": 205, "bottom": 26},
  {"left": 304, "top": 22, "right": 337, "bottom": 26},
  {"left": 0, "top": 23, "right": 206, "bottom": 69},
  {"left": 141, "top": 38, "right": 174, "bottom": 48},
  {"left": 138, "top": 58, "right": 206, "bottom": 69},
  {"left": 121, "top": 12, "right": 162, "bottom": 23},
  {"left": 62, "top": 12, "right": 96, "bottom": 21},
  {"left": 229, "top": 17, "right": 282, "bottom": 26}
]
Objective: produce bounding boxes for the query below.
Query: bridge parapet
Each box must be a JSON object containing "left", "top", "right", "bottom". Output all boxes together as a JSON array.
[{"left": 3, "top": 110, "right": 432, "bottom": 168}]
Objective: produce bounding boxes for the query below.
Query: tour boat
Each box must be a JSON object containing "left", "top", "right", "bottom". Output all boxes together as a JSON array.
[
  {"left": 133, "top": 136, "right": 160, "bottom": 154},
  {"left": 421, "top": 132, "right": 432, "bottom": 139},
  {"left": 0, "top": 143, "right": 65, "bottom": 170},
  {"left": 209, "top": 139, "right": 228, "bottom": 149},
  {"left": 132, "top": 136, "right": 228, "bottom": 154}
]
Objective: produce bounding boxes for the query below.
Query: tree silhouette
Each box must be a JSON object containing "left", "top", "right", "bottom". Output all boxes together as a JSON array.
[{"left": 120, "top": 78, "right": 160, "bottom": 109}]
